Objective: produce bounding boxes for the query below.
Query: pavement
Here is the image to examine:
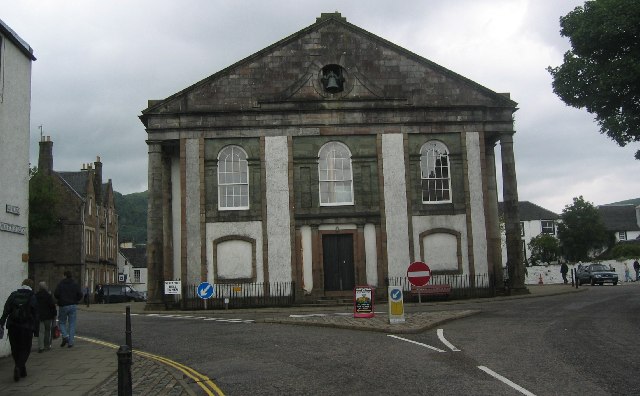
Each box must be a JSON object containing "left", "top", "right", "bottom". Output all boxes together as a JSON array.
[{"left": 0, "top": 283, "right": 589, "bottom": 395}]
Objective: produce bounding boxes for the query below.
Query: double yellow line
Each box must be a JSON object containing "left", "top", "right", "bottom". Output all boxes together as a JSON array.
[{"left": 77, "top": 336, "right": 224, "bottom": 396}]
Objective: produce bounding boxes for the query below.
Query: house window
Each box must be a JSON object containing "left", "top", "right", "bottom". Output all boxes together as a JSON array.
[
  {"left": 318, "top": 141, "right": 354, "bottom": 206},
  {"left": 88, "top": 197, "right": 93, "bottom": 215},
  {"left": 420, "top": 141, "right": 451, "bottom": 203},
  {"left": 522, "top": 240, "right": 528, "bottom": 263},
  {"left": 218, "top": 146, "right": 249, "bottom": 210},
  {"left": 541, "top": 220, "right": 555, "bottom": 234},
  {"left": 133, "top": 269, "right": 141, "bottom": 283},
  {"left": 85, "top": 229, "right": 95, "bottom": 255},
  {"left": 619, "top": 231, "right": 627, "bottom": 241},
  {"left": 520, "top": 221, "right": 525, "bottom": 237}
]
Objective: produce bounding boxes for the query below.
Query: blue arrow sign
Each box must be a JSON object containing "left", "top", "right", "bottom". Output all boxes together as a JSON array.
[
  {"left": 390, "top": 288, "right": 402, "bottom": 301},
  {"left": 197, "top": 282, "right": 214, "bottom": 299}
]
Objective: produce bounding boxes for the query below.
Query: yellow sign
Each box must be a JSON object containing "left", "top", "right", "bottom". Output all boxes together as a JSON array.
[{"left": 387, "top": 287, "right": 405, "bottom": 324}]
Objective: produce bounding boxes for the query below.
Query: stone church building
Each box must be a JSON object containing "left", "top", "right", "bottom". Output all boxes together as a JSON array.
[{"left": 140, "top": 13, "right": 524, "bottom": 307}]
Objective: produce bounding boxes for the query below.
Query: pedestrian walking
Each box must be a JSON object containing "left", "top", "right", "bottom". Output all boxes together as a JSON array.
[
  {"left": 634, "top": 259, "right": 640, "bottom": 281},
  {"left": 560, "top": 262, "right": 569, "bottom": 284},
  {"left": 83, "top": 285, "right": 90, "bottom": 307},
  {"left": 95, "top": 284, "right": 104, "bottom": 304},
  {"left": 0, "top": 279, "right": 39, "bottom": 382},
  {"left": 54, "top": 271, "right": 83, "bottom": 348},
  {"left": 35, "top": 281, "right": 57, "bottom": 353},
  {"left": 624, "top": 263, "right": 633, "bottom": 282}
]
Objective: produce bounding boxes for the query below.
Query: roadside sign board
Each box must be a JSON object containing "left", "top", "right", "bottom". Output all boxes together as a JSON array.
[
  {"left": 164, "top": 281, "right": 181, "bottom": 295},
  {"left": 407, "top": 261, "right": 431, "bottom": 287},
  {"left": 197, "top": 282, "right": 214, "bottom": 299},
  {"left": 388, "top": 287, "right": 405, "bottom": 323},
  {"left": 353, "top": 286, "right": 374, "bottom": 318}
]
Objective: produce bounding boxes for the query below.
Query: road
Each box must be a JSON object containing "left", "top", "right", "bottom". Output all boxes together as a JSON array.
[{"left": 78, "top": 285, "right": 640, "bottom": 395}]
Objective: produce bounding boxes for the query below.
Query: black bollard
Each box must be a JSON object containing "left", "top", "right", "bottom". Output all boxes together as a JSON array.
[
  {"left": 125, "top": 305, "right": 132, "bottom": 350},
  {"left": 117, "top": 345, "right": 132, "bottom": 396}
]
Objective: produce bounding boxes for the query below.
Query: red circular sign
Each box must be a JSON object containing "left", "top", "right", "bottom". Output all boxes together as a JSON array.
[{"left": 407, "top": 261, "right": 431, "bottom": 287}]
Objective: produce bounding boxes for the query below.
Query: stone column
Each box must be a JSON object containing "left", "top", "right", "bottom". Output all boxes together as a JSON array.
[
  {"left": 146, "top": 142, "right": 165, "bottom": 310},
  {"left": 500, "top": 134, "right": 527, "bottom": 293},
  {"left": 484, "top": 139, "right": 503, "bottom": 286}
]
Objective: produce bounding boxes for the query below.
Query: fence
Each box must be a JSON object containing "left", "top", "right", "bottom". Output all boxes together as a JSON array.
[
  {"left": 180, "top": 281, "right": 296, "bottom": 310},
  {"left": 386, "top": 273, "right": 497, "bottom": 300}
]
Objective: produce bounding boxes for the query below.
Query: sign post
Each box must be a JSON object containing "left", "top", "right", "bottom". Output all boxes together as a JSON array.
[
  {"left": 197, "top": 281, "right": 214, "bottom": 310},
  {"left": 407, "top": 261, "right": 431, "bottom": 303},
  {"left": 387, "top": 287, "right": 405, "bottom": 323},
  {"left": 353, "top": 286, "right": 374, "bottom": 318}
]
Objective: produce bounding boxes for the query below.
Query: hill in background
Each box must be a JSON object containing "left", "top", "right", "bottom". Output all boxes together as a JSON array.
[{"left": 114, "top": 190, "right": 147, "bottom": 245}]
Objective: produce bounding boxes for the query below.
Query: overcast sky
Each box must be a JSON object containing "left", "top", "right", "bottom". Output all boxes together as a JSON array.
[{"left": 2, "top": 0, "right": 638, "bottom": 214}]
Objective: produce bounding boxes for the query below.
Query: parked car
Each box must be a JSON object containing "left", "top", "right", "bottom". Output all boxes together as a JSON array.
[
  {"left": 576, "top": 264, "right": 618, "bottom": 286},
  {"left": 99, "top": 284, "right": 146, "bottom": 303}
]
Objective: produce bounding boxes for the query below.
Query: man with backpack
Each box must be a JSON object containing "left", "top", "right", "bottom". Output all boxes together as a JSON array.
[
  {"left": 0, "top": 279, "right": 39, "bottom": 382},
  {"left": 54, "top": 270, "right": 83, "bottom": 348}
]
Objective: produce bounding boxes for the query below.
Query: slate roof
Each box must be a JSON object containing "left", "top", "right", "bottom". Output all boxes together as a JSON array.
[
  {"left": 120, "top": 246, "right": 147, "bottom": 268},
  {"left": 498, "top": 201, "right": 558, "bottom": 221},
  {"left": 58, "top": 171, "right": 89, "bottom": 197},
  {"left": 598, "top": 205, "right": 640, "bottom": 232},
  {"left": 0, "top": 18, "right": 36, "bottom": 60}
]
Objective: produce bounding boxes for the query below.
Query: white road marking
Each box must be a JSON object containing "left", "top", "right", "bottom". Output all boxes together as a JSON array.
[
  {"left": 478, "top": 366, "right": 536, "bottom": 396},
  {"left": 387, "top": 335, "right": 445, "bottom": 352},
  {"left": 437, "top": 328, "right": 460, "bottom": 351}
]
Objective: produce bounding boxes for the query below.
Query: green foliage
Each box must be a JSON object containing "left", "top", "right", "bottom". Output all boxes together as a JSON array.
[
  {"left": 114, "top": 190, "right": 148, "bottom": 244},
  {"left": 528, "top": 234, "right": 560, "bottom": 265},
  {"left": 29, "top": 170, "right": 60, "bottom": 240},
  {"left": 547, "top": 0, "right": 640, "bottom": 160},
  {"left": 557, "top": 196, "right": 610, "bottom": 261},
  {"left": 603, "top": 243, "right": 640, "bottom": 259}
]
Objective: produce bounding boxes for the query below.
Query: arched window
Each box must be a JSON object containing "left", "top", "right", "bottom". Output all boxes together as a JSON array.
[
  {"left": 420, "top": 141, "right": 451, "bottom": 203},
  {"left": 318, "top": 142, "right": 353, "bottom": 206},
  {"left": 218, "top": 145, "right": 249, "bottom": 210}
]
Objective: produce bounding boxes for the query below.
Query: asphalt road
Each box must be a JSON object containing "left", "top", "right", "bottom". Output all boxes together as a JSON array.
[{"left": 78, "top": 285, "right": 640, "bottom": 395}]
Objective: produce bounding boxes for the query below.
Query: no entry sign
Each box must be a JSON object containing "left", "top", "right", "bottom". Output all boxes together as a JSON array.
[{"left": 407, "top": 261, "right": 431, "bottom": 287}]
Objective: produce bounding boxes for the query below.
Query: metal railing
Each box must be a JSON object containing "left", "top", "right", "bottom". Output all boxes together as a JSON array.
[
  {"left": 181, "top": 281, "right": 296, "bottom": 310},
  {"left": 386, "top": 273, "right": 497, "bottom": 300}
]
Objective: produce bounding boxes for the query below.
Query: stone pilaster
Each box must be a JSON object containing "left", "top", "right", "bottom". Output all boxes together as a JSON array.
[
  {"left": 500, "top": 134, "right": 527, "bottom": 293},
  {"left": 145, "top": 141, "right": 165, "bottom": 310},
  {"left": 484, "top": 139, "right": 503, "bottom": 286}
]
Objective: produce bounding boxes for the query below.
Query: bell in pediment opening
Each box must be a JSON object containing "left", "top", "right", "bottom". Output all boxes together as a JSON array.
[{"left": 321, "top": 65, "right": 345, "bottom": 94}]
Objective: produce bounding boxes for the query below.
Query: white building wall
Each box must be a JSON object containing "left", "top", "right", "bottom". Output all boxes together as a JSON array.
[
  {"left": 0, "top": 25, "right": 33, "bottom": 357},
  {"left": 300, "top": 226, "right": 313, "bottom": 293},
  {"left": 364, "top": 223, "right": 378, "bottom": 286},
  {"left": 171, "top": 157, "right": 182, "bottom": 281},
  {"left": 205, "top": 222, "right": 264, "bottom": 283},
  {"left": 466, "top": 132, "right": 488, "bottom": 274},
  {"left": 264, "top": 136, "right": 292, "bottom": 282},
  {"left": 413, "top": 214, "right": 470, "bottom": 274},
  {"left": 184, "top": 139, "right": 201, "bottom": 284},
  {"left": 382, "top": 134, "right": 410, "bottom": 277}
]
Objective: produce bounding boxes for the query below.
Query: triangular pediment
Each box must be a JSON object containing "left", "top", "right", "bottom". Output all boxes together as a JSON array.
[{"left": 141, "top": 12, "right": 516, "bottom": 121}]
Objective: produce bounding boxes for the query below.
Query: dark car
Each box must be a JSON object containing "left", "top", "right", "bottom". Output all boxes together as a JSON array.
[
  {"left": 100, "top": 284, "right": 146, "bottom": 303},
  {"left": 576, "top": 264, "right": 618, "bottom": 286}
]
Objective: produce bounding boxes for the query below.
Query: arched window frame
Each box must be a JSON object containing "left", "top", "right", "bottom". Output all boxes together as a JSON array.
[
  {"left": 420, "top": 140, "right": 452, "bottom": 204},
  {"left": 217, "top": 145, "right": 249, "bottom": 210},
  {"left": 318, "top": 141, "right": 354, "bottom": 206}
]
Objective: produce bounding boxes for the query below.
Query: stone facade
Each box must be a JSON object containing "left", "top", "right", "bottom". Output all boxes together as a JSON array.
[
  {"left": 140, "top": 13, "right": 524, "bottom": 307},
  {"left": 29, "top": 137, "right": 119, "bottom": 293},
  {"left": 0, "top": 18, "right": 36, "bottom": 357}
]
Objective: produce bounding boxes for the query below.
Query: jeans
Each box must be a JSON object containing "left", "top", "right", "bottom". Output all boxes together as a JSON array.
[
  {"left": 38, "top": 320, "right": 53, "bottom": 350},
  {"left": 58, "top": 305, "right": 77, "bottom": 346}
]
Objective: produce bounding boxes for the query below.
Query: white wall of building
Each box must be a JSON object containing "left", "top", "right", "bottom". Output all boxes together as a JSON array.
[{"left": 0, "top": 24, "right": 33, "bottom": 357}]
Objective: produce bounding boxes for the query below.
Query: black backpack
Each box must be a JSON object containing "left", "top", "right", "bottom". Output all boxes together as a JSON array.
[{"left": 9, "top": 292, "right": 33, "bottom": 325}]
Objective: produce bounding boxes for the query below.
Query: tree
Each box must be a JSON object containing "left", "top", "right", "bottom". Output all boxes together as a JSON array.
[
  {"left": 557, "top": 196, "right": 610, "bottom": 261},
  {"left": 547, "top": 0, "right": 640, "bottom": 160},
  {"left": 29, "top": 168, "right": 60, "bottom": 240},
  {"left": 528, "top": 234, "right": 560, "bottom": 265}
]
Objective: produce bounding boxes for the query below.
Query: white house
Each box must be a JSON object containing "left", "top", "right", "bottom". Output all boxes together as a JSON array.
[
  {"left": 499, "top": 201, "right": 559, "bottom": 265},
  {"left": 0, "top": 18, "right": 36, "bottom": 357},
  {"left": 598, "top": 204, "right": 640, "bottom": 243},
  {"left": 118, "top": 243, "right": 148, "bottom": 297}
]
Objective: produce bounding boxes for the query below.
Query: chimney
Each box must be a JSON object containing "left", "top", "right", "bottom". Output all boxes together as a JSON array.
[
  {"left": 94, "top": 156, "right": 103, "bottom": 206},
  {"left": 38, "top": 136, "right": 54, "bottom": 175}
]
